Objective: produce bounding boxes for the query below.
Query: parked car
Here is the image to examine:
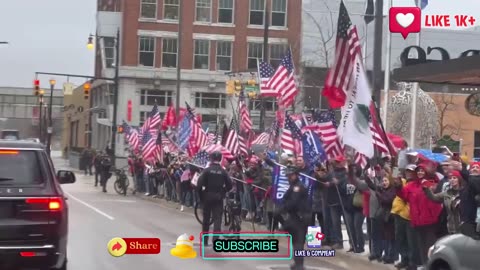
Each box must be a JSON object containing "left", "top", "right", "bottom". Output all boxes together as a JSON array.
[
  {"left": 427, "top": 232, "right": 480, "bottom": 270},
  {"left": 0, "top": 140, "right": 76, "bottom": 270}
]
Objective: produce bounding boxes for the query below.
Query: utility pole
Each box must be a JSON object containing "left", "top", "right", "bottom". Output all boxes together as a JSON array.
[
  {"left": 175, "top": 0, "right": 184, "bottom": 118},
  {"left": 371, "top": 0, "right": 384, "bottom": 105},
  {"left": 110, "top": 28, "right": 120, "bottom": 166},
  {"left": 259, "top": 1, "right": 270, "bottom": 132},
  {"left": 46, "top": 80, "right": 56, "bottom": 156}
]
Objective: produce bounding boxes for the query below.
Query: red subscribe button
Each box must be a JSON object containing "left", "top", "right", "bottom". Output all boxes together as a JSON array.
[{"left": 108, "top": 237, "right": 160, "bottom": 256}]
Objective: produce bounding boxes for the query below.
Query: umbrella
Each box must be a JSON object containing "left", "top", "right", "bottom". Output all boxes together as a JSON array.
[
  {"left": 414, "top": 149, "right": 449, "bottom": 164},
  {"left": 201, "top": 144, "right": 234, "bottom": 160}
]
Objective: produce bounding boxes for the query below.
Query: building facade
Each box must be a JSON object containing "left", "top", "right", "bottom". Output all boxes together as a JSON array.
[
  {"left": 91, "top": 0, "right": 303, "bottom": 157},
  {"left": 61, "top": 84, "right": 91, "bottom": 152},
  {"left": 0, "top": 86, "right": 63, "bottom": 148}
]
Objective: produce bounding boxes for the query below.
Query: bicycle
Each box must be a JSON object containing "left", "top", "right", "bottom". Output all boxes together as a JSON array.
[
  {"left": 223, "top": 192, "right": 242, "bottom": 239},
  {"left": 113, "top": 166, "right": 130, "bottom": 196},
  {"left": 194, "top": 201, "right": 214, "bottom": 226}
]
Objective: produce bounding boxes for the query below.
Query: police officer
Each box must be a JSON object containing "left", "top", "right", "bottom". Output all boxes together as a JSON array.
[
  {"left": 196, "top": 151, "right": 232, "bottom": 245},
  {"left": 275, "top": 166, "right": 311, "bottom": 270},
  {"left": 99, "top": 153, "right": 113, "bottom": 193}
]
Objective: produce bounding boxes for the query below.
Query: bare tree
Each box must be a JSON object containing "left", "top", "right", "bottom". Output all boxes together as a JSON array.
[
  {"left": 433, "top": 93, "right": 465, "bottom": 138},
  {"left": 303, "top": 3, "right": 335, "bottom": 68}
]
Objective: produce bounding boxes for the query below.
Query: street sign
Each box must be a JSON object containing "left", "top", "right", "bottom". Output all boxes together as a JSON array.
[{"left": 47, "top": 127, "right": 52, "bottom": 134}]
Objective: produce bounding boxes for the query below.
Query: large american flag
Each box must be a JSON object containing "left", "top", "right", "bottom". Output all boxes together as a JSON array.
[
  {"left": 314, "top": 110, "right": 343, "bottom": 159},
  {"left": 369, "top": 104, "right": 396, "bottom": 156},
  {"left": 280, "top": 114, "right": 303, "bottom": 154},
  {"left": 266, "top": 49, "right": 299, "bottom": 108},
  {"left": 322, "top": 1, "right": 361, "bottom": 108},
  {"left": 257, "top": 59, "right": 276, "bottom": 96},
  {"left": 239, "top": 91, "right": 252, "bottom": 133},
  {"left": 142, "top": 104, "right": 162, "bottom": 133},
  {"left": 252, "top": 132, "right": 270, "bottom": 145},
  {"left": 141, "top": 131, "right": 156, "bottom": 161}
]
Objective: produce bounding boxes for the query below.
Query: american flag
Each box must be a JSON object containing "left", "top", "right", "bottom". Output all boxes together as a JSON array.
[
  {"left": 280, "top": 114, "right": 303, "bottom": 154},
  {"left": 355, "top": 152, "right": 368, "bottom": 168},
  {"left": 239, "top": 92, "right": 252, "bottom": 133},
  {"left": 142, "top": 104, "right": 162, "bottom": 133},
  {"left": 202, "top": 144, "right": 234, "bottom": 160},
  {"left": 252, "top": 132, "right": 270, "bottom": 145},
  {"left": 257, "top": 59, "right": 276, "bottom": 96},
  {"left": 192, "top": 150, "right": 209, "bottom": 168},
  {"left": 207, "top": 133, "right": 216, "bottom": 145},
  {"left": 314, "top": 110, "right": 343, "bottom": 159},
  {"left": 224, "top": 118, "right": 247, "bottom": 156},
  {"left": 186, "top": 103, "right": 208, "bottom": 154},
  {"left": 322, "top": 1, "right": 361, "bottom": 109},
  {"left": 266, "top": 49, "right": 299, "bottom": 108},
  {"left": 369, "top": 103, "right": 396, "bottom": 156},
  {"left": 141, "top": 131, "right": 156, "bottom": 161}
]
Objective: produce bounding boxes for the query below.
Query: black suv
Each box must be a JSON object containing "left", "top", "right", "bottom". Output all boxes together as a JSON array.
[{"left": 0, "top": 140, "right": 75, "bottom": 270}]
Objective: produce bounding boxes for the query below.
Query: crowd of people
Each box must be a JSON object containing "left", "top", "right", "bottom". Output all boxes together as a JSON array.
[{"left": 78, "top": 146, "right": 480, "bottom": 270}]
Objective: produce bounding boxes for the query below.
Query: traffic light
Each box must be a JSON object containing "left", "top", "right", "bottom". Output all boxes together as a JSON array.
[
  {"left": 234, "top": 80, "right": 242, "bottom": 92},
  {"left": 117, "top": 126, "right": 124, "bottom": 134},
  {"left": 34, "top": 80, "right": 40, "bottom": 96},
  {"left": 83, "top": 82, "right": 91, "bottom": 99},
  {"left": 247, "top": 79, "right": 257, "bottom": 86},
  {"left": 226, "top": 80, "right": 235, "bottom": 95}
]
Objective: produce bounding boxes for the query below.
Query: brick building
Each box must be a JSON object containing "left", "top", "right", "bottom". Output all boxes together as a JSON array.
[{"left": 90, "top": 0, "right": 302, "bottom": 158}]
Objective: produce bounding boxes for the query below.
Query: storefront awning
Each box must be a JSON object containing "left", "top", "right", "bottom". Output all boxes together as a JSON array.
[{"left": 392, "top": 55, "right": 480, "bottom": 85}]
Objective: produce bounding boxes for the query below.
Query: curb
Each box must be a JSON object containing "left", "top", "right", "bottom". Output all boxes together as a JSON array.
[{"left": 129, "top": 189, "right": 395, "bottom": 269}]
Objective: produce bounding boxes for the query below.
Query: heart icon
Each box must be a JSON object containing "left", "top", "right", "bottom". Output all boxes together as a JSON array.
[{"left": 396, "top": 13, "right": 415, "bottom": 28}]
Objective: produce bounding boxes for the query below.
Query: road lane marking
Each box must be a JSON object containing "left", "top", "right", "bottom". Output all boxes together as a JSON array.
[
  {"left": 65, "top": 191, "right": 115, "bottom": 220},
  {"left": 92, "top": 199, "right": 136, "bottom": 203}
]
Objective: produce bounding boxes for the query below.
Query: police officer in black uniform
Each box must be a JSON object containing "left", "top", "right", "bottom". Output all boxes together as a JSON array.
[
  {"left": 196, "top": 151, "right": 232, "bottom": 245},
  {"left": 99, "top": 153, "right": 113, "bottom": 193},
  {"left": 275, "top": 166, "right": 311, "bottom": 270}
]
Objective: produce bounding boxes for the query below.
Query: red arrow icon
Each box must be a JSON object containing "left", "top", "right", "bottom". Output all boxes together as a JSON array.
[{"left": 112, "top": 242, "right": 122, "bottom": 251}]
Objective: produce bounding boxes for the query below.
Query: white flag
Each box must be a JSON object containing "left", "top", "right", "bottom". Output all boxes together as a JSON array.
[{"left": 338, "top": 55, "right": 375, "bottom": 158}]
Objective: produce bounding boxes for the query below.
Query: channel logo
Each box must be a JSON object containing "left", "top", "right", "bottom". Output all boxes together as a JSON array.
[
  {"left": 107, "top": 237, "right": 160, "bottom": 257},
  {"left": 389, "top": 7, "right": 421, "bottom": 39}
]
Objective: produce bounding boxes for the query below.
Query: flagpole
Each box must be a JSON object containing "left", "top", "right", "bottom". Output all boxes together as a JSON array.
[
  {"left": 382, "top": 0, "right": 392, "bottom": 128},
  {"left": 410, "top": 0, "right": 422, "bottom": 148}
]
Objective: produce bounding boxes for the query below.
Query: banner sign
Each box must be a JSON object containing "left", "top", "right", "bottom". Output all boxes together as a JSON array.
[{"left": 272, "top": 165, "right": 313, "bottom": 204}]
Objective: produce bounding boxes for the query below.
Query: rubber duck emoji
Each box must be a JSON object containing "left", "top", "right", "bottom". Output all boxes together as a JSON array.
[{"left": 170, "top": 234, "right": 197, "bottom": 259}]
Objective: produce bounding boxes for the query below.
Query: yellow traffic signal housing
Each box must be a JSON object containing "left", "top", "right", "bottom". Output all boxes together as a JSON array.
[
  {"left": 226, "top": 80, "right": 235, "bottom": 95},
  {"left": 247, "top": 79, "right": 257, "bottom": 86},
  {"left": 234, "top": 80, "right": 242, "bottom": 91},
  {"left": 83, "top": 82, "right": 91, "bottom": 99}
]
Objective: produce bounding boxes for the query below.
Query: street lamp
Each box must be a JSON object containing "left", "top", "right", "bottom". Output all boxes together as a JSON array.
[
  {"left": 86, "top": 35, "right": 94, "bottom": 50},
  {"left": 86, "top": 29, "right": 120, "bottom": 166},
  {"left": 46, "top": 79, "right": 56, "bottom": 156}
]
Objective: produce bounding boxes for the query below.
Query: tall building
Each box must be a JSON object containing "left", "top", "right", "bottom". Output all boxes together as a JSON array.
[{"left": 90, "top": 0, "right": 302, "bottom": 157}]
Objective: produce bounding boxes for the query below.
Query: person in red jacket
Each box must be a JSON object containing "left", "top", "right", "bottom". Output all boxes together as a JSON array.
[{"left": 394, "top": 163, "right": 442, "bottom": 267}]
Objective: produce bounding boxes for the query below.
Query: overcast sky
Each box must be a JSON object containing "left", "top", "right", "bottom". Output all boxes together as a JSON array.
[{"left": 0, "top": 0, "right": 479, "bottom": 88}]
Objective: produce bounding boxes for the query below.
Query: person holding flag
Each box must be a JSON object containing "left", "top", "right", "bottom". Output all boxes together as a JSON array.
[{"left": 274, "top": 166, "right": 311, "bottom": 270}]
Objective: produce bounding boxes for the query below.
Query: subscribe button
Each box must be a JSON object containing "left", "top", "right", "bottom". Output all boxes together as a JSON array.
[{"left": 107, "top": 237, "right": 160, "bottom": 257}]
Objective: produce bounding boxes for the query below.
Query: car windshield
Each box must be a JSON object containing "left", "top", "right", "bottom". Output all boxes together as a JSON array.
[{"left": 0, "top": 150, "right": 44, "bottom": 185}]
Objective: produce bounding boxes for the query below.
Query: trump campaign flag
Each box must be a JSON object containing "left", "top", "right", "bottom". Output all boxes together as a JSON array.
[{"left": 271, "top": 165, "right": 313, "bottom": 204}]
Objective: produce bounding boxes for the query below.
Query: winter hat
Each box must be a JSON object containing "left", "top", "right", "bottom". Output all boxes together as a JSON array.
[{"left": 449, "top": 170, "right": 463, "bottom": 180}]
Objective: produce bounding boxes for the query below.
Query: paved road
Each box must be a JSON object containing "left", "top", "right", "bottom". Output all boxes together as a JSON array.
[{"left": 53, "top": 155, "right": 386, "bottom": 270}]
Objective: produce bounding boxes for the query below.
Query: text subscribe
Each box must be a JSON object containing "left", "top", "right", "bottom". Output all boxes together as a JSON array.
[{"left": 200, "top": 232, "right": 292, "bottom": 260}]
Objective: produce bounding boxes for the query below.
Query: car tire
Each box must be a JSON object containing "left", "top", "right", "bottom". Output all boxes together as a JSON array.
[{"left": 52, "top": 253, "right": 67, "bottom": 270}]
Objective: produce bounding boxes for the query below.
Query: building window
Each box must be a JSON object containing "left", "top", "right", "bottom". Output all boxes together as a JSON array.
[
  {"left": 104, "top": 37, "right": 115, "bottom": 68},
  {"left": 140, "top": 90, "right": 173, "bottom": 106},
  {"left": 162, "top": 38, "right": 178, "bottom": 68},
  {"left": 139, "top": 111, "right": 147, "bottom": 127},
  {"left": 139, "top": 36, "right": 155, "bottom": 67},
  {"left": 14, "top": 96, "right": 26, "bottom": 104},
  {"left": 270, "top": 44, "right": 288, "bottom": 68},
  {"left": 218, "top": 0, "right": 234, "bottom": 23},
  {"left": 195, "top": 92, "right": 226, "bottom": 109},
  {"left": 271, "top": 0, "right": 287, "bottom": 27},
  {"left": 216, "top": 41, "right": 232, "bottom": 71},
  {"left": 164, "top": 0, "right": 179, "bottom": 20},
  {"left": 474, "top": 131, "right": 480, "bottom": 159},
  {"left": 247, "top": 43, "right": 263, "bottom": 69},
  {"left": 248, "top": 98, "right": 277, "bottom": 111},
  {"left": 249, "top": 0, "right": 264, "bottom": 25},
  {"left": 196, "top": 0, "right": 211, "bottom": 22},
  {"left": 140, "top": 0, "right": 157, "bottom": 19},
  {"left": 194, "top": 40, "right": 210, "bottom": 69}
]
